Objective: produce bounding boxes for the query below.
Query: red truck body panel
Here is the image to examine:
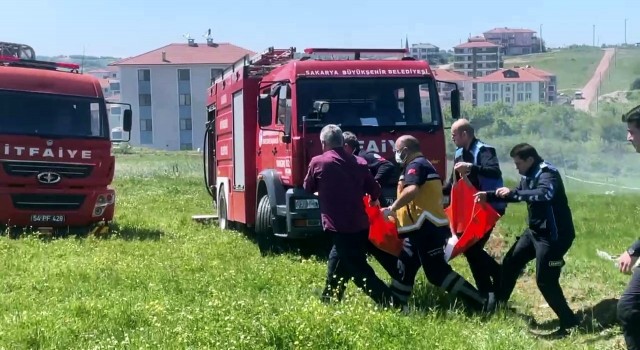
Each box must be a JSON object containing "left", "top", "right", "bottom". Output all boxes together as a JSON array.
[{"left": 205, "top": 47, "right": 449, "bottom": 233}]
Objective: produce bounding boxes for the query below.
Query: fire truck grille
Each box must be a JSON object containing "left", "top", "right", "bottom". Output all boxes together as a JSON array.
[
  {"left": 11, "top": 194, "right": 86, "bottom": 211},
  {"left": 1, "top": 161, "right": 93, "bottom": 179}
]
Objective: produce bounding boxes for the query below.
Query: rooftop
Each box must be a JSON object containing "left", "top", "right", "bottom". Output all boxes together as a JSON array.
[
  {"left": 484, "top": 27, "right": 536, "bottom": 34},
  {"left": 454, "top": 39, "right": 500, "bottom": 49},
  {"left": 110, "top": 42, "right": 255, "bottom": 66},
  {"left": 432, "top": 69, "right": 470, "bottom": 81},
  {"left": 475, "top": 68, "right": 547, "bottom": 83}
]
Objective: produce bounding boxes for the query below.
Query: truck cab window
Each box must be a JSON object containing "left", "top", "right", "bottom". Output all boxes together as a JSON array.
[
  {"left": 277, "top": 84, "right": 291, "bottom": 125},
  {"left": 296, "top": 77, "right": 439, "bottom": 128},
  {"left": 0, "top": 90, "right": 109, "bottom": 139}
]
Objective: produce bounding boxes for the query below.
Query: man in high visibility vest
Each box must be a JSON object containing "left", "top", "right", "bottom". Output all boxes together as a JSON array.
[
  {"left": 617, "top": 105, "right": 640, "bottom": 350},
  {"left": 382, "top": 134, "right": 491, "bottom": 312},
  {"left": 443, "top": 118, "right": 505, "bottom": 308}
]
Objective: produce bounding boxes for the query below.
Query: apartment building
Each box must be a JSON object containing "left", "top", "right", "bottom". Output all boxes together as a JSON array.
[
  {"left": 110, "top": 39, "right": 254, "bottom": 150},
  {"left": 482, "top": 27, "right": 543, "bottom": 56},
  {"left": 431, "top": 69, "right": 473, "bottom": 104},
  {"left": 474, "top": 67, "right": 556, "bottom": 106},
  {"left": 410, "top": 43, "right": 441, "bottom": 65},
  {"left": 452, "top": 37, "right": 502, "bottom": 78}
]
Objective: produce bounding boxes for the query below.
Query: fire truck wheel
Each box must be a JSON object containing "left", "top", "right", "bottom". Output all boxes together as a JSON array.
[
  {"left": 218, "top": 190, "right": 230, "bottom": 230},
  {"left": 256, "top": 194, "right": 277, "bottom": 254}
]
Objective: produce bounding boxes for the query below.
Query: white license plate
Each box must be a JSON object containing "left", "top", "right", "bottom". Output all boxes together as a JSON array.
[{"left": 30, "top": 214, "right": 65, "bottom": 223}]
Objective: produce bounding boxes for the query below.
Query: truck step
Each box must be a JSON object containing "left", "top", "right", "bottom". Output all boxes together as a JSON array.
[{"left": 191, "top": 214, "right": 218, "bottom": 223}]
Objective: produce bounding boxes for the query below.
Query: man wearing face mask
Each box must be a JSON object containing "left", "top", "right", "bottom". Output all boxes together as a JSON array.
[
  {"left": 381, "top": 135, "right": 492, "bottom": 313},
  {"left": 304, "top": 124, "right": 402, "bottom": 308},
  {"left": 475, "top": 143, "right": 579, "bottom": 337}
]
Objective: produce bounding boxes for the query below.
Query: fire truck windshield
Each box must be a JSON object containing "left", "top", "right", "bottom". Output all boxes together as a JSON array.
[
  {"left": 0, "top": 90, "right": 109, "bottom": 139},
  {"left": 296, "top": 77, "right": 441, "bottom": 129}
]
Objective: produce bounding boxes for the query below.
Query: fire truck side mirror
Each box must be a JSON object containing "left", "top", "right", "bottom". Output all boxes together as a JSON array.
[
  {"left": 313, "top": 100, "right": 330, "bottom": 114},
  {"left": 450, "top": 89, "right": 461, "bottom": 119},
  {"left": 123, "top": 109, "right": 133, "bottom": 132},
  {"left": 258, "top": 94, "right": 273, "bottom": 127}
]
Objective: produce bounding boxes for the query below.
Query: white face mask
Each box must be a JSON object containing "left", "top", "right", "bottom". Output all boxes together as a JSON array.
[{"left": 395, "top": 149, "right": 404, "bottom": 164}]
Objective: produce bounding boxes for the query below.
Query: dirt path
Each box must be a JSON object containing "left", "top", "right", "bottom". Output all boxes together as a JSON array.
[{"left": 573, "top": 48, "right": 615, "bottom": 112}]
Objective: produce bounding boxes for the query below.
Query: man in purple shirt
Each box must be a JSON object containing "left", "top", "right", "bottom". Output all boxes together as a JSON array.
[{"left": 304, "top": 124, "right": 401, "bottom": 308}]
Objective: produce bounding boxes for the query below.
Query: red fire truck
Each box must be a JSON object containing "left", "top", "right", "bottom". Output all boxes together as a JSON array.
[
  {"left": 203, "top": 47, "right": 460, "bottom": 252},
  {"left": 0, "top": 41, "right": 132, "bottom": 235}
]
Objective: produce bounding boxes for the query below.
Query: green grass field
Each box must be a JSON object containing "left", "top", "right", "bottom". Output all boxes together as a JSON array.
[
  {"left": 0, "top": 150, "right": 637, "bottom": 349},
  {"left": 595, "top": 47, "right": 640, "bottom": 104},
  {"left": 504, "top": 47, "right": 604, "bottom": 92}
]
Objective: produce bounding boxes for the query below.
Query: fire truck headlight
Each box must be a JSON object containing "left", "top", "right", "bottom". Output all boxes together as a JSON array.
[{"left": 295, "top": 199, "right": 319, "bottom": 210}]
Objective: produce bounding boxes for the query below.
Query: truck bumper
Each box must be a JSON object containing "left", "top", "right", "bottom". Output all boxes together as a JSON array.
[{"left": 0, "top": 187, "right": 116, "bottom": 231}]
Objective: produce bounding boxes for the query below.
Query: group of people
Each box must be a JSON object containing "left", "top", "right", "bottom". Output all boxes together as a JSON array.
[{"left": 302, "top": 105, "right": 640, "bottom": 348}]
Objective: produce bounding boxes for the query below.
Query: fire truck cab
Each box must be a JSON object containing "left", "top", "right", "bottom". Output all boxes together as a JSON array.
[
  {"left": 204, "top": 47, "right": 460, "bottom": 253},
  {"left": 0, "top": 41, "right": 132, "bottom": 235}
]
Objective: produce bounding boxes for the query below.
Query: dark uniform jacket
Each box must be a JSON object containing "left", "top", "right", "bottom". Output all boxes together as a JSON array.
[
  {"left": 487, "top": 160, "right": 575, "bottom": 241},
  {"left": 357, "top": 149, "right": 396, "bottom": 187}
]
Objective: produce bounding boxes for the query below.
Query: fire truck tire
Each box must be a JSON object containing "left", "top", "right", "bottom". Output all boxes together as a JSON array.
[
  {"left": 218, "top": 190, "right": 231, "bottom": 230},
  {"left": 256, "top": 194, "right": 277, "bottom": 254}
]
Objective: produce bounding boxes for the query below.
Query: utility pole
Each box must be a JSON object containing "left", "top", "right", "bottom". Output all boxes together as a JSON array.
[
  {"left": 593, "top": 24, "right": 596, "bottom": 47},
  {"left": 540, "top": 24, "right": 543, "bottom": 52},
  {"left": 625, "top": 18, "right": 628, "bottom": 45}
]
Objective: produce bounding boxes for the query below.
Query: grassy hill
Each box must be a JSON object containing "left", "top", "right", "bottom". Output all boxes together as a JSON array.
[
  {"left": 594, "top": 47, "right": 640, "bottom": 108},
  {"left": 504, "top": 46, "right": 604, "bottom": 93},
  {"left": 35, "top": 54, "right": 121, "bottom": 72},
  {"left": 0, "top": 149, "right": 636, "bottom": 349}
]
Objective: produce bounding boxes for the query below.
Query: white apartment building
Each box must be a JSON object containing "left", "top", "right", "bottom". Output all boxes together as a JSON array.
[
  {"left": 110, "top": 39, "right": 254, "bottom": 150},
  {"left": 452, "top": 37, "right": 502, "bottom": 78},
  {"left": 431, "top": 69, "right": 473, "bottom": 104},
  {"left": 475, "top": 68, "right": 554, "bottom": 106}
]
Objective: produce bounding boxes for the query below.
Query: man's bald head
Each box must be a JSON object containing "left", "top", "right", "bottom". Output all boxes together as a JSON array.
[
  {"left": 395, "top": 135, "right": 421, "bottom": 153},
  {"left": 451, "top": 118, "right": 475, "bottom": 148}
]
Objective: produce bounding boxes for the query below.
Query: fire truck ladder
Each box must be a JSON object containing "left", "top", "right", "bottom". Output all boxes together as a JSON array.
[
  {"left": 246, "top": 47, "right": 297, "bottom": 78},
  {"left": 0, "top": 41, "right": 36, "bottom": 60}
]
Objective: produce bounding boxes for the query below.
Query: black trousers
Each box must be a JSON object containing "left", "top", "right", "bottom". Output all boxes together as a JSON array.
[
  {"left": 394, "top": 225, "right": 487, "bottom": 311},
  {"left": 618, "top": 268, "right": 640, "bottom": 350},
  {"left": 498, "top": 229, "right": 578, "bottom": 329},
  {"left": 321, "top": 229, "right": 400, "bottom": 307},
  {"left": 462, "top": 227, "right": 501, "bottom": 294}
]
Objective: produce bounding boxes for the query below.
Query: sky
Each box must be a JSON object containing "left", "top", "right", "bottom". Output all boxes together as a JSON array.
[{"left": 2, "top": 0, "right": 639, "bottom": 58}]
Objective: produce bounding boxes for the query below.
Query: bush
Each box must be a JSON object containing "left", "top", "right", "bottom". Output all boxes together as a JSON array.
[
  {"left": 443, "top": 97, "right": 640, "bottom": 180},
  {"left": 631, "top": 78, "right": 640, "bottom": 91}
]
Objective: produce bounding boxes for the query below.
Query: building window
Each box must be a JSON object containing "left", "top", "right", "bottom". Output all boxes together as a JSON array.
[
  {"left": 525, "top": 83, "right": 532, "bottom": 91},
  {"left": 525, "top": 93, "right": 532, "bottom": 101},
  {"left": 517, "top": 93, "right": 524, "bottom": 102},
  {"left": 180, "top": 118, "right": 192, "bottom": 130},
  {"left": 180, "top": 143, "right": 193, "bottom": 150},
  {"left": 139, "top": 94, "right": 151, "bottom": 106},
  {"left": 211, "top": 68, "right": 223, "bottom": 80},
  {"left": 109, "top": 82, "right": 120, "bottom": 91},
  {"left": 505, "top": 96, "right": 511, "bottom": 103},
  {"left": 140, "top": 119, "right": 152, "bottom": 131},
  {"left": 138, "top": 69, "right": 150, "bottom": 81},
  {"left": 179, "top": 93, "right": 191, "bottom": 106},
  {"left": 111, "top": 107, "right": 122, "bottom": 115},
  {"left": 178, "top": 69, "right": 190, "bottom": 81},
  {"left": 484, "top": 93, "right": 491, "bottom": 102}
]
